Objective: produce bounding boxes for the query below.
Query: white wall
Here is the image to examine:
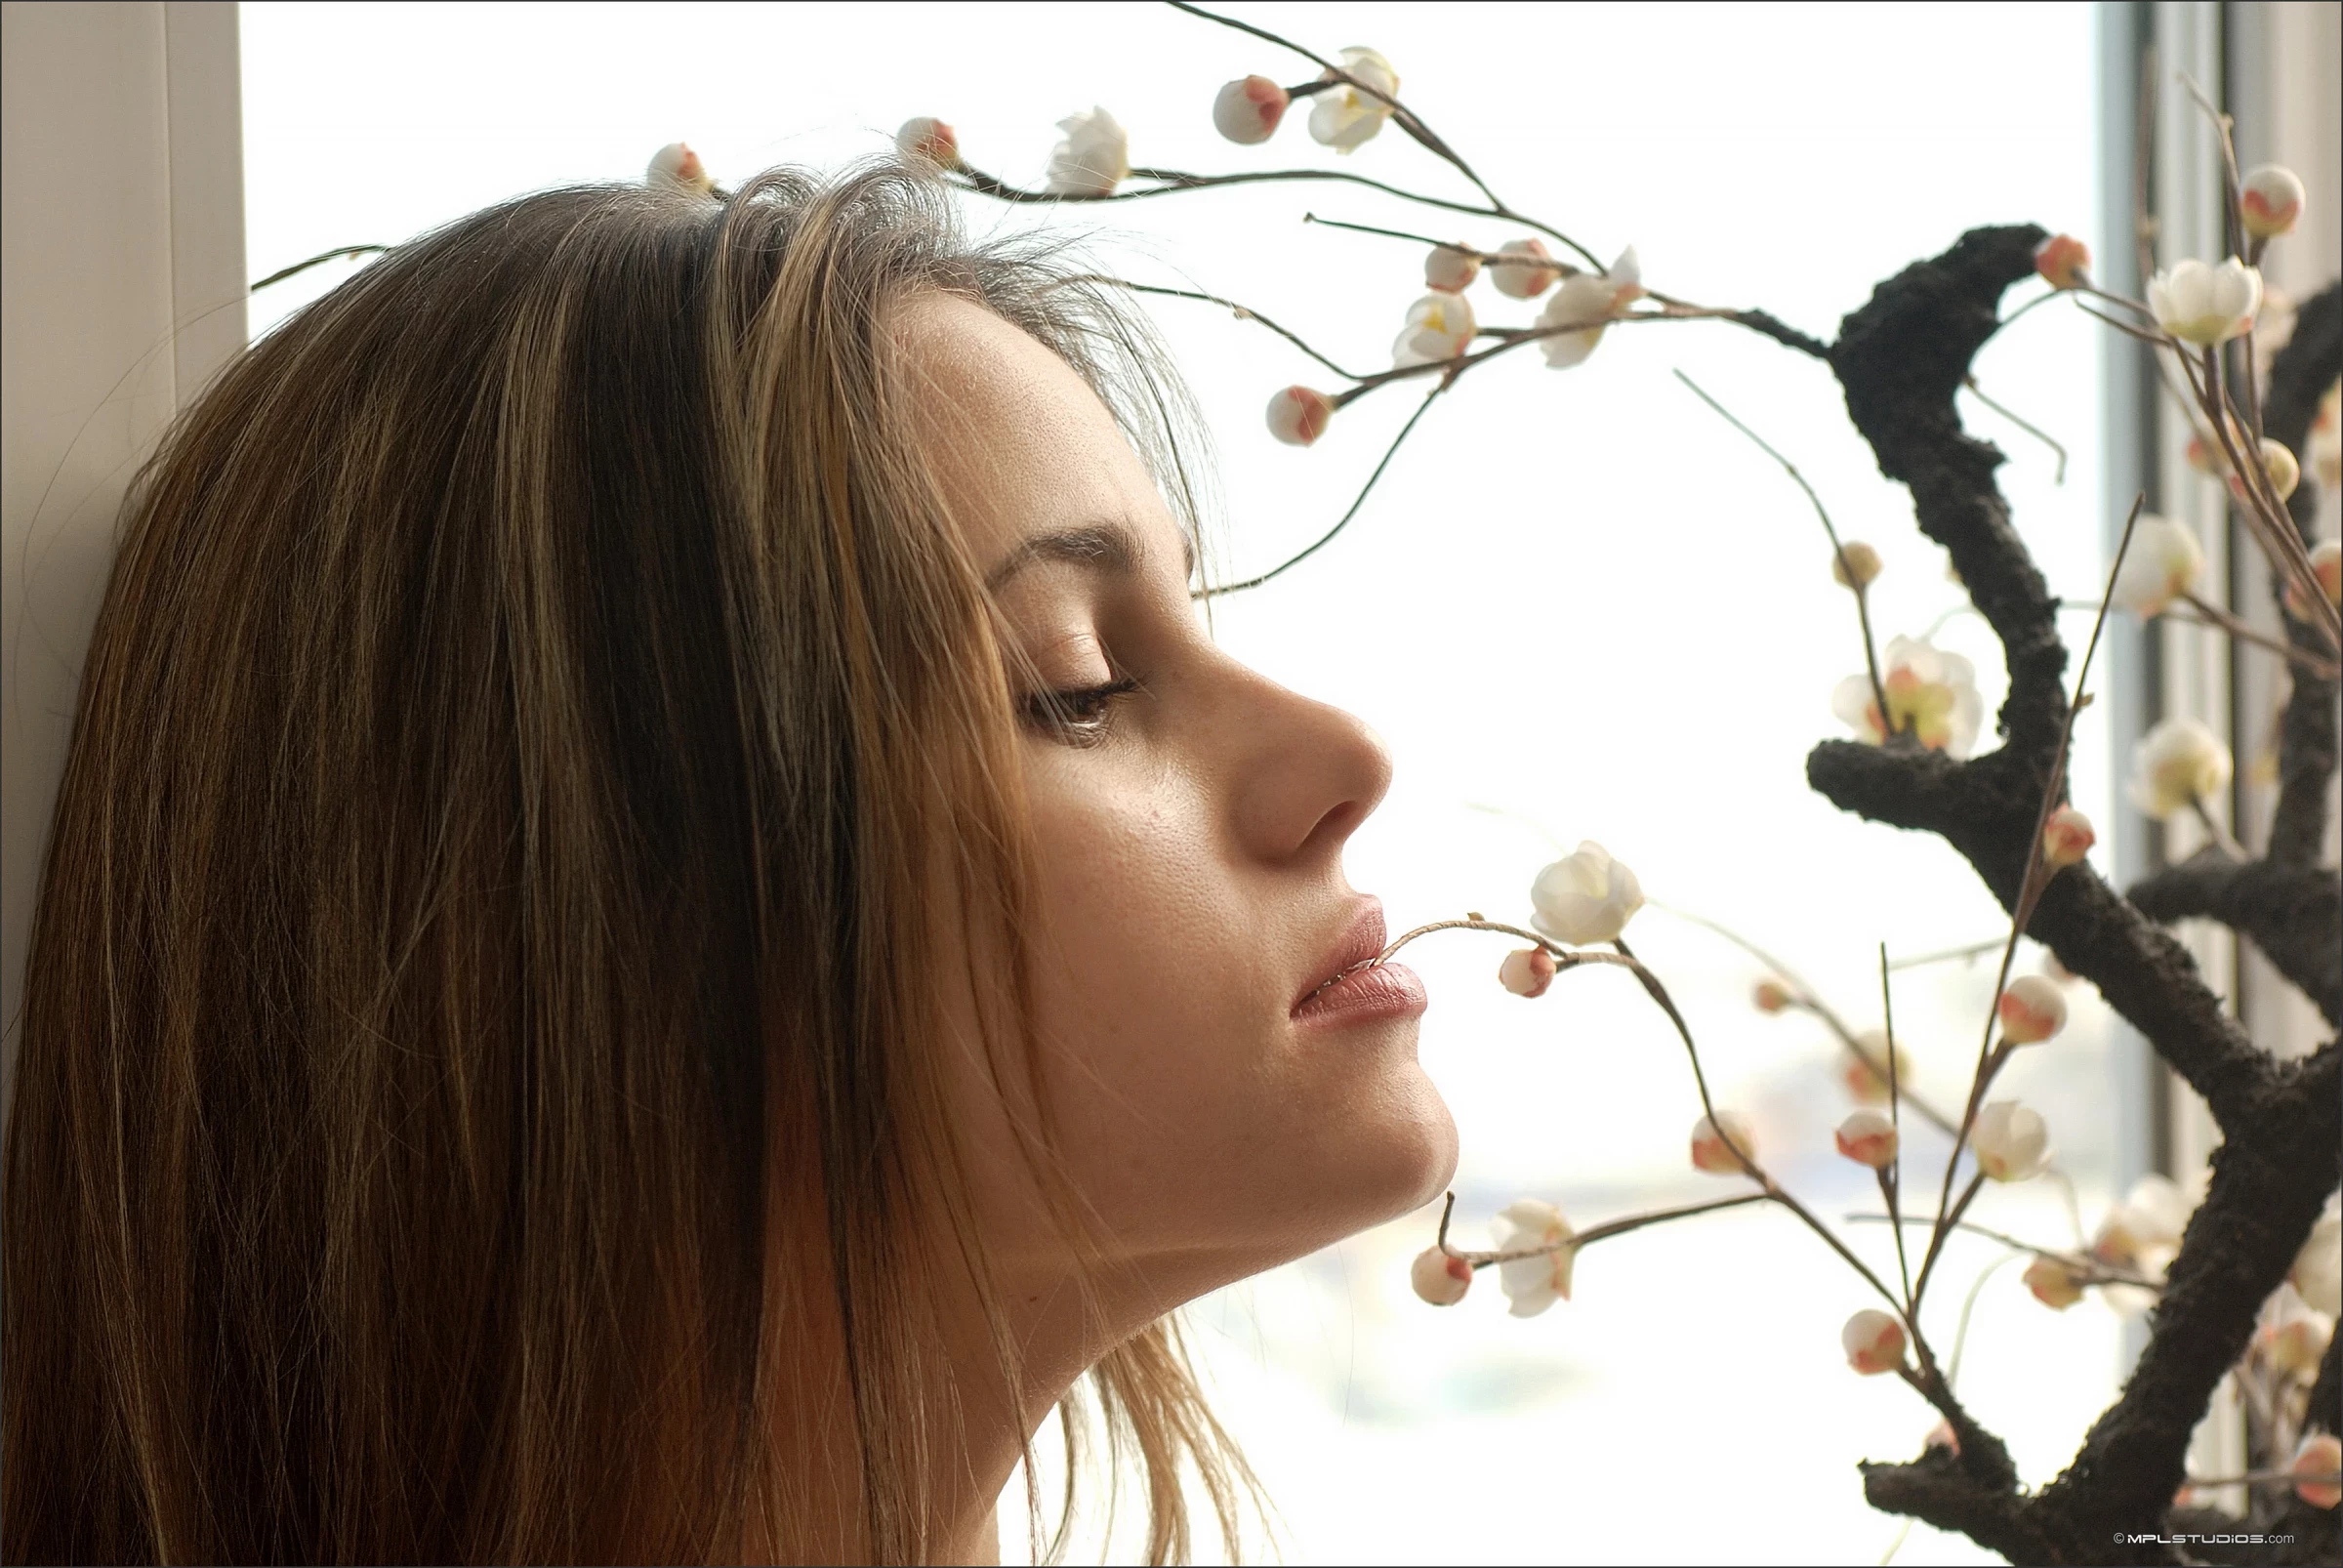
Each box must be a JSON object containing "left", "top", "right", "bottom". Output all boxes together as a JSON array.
[{"left": 0, "top": 0, "right": 247, "bottom": 1102}]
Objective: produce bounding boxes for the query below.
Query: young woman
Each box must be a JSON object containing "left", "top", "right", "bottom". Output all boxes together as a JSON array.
[{"left": 2, "top": 166, "right": 1458, "bottom": 1564}]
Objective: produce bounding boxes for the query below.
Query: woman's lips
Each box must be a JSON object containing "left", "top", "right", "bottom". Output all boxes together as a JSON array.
[{"left": 1292, "top": 958, "right": 1428, "bottom": 1025}]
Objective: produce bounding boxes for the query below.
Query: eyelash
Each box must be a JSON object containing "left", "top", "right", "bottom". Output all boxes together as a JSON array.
[{"left": 1021, "top": 676, "right": 1142, "bottom": 745}]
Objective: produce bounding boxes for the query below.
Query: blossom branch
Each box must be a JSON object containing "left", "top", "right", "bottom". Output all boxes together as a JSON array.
[
  {"left": 1430, "top": 1188, "right": 1770, "bottom": 1269},
  {"left": 1165, "top": 0, "right": 1521, "bottom": 227},
  {"left": 1380, "top": 917, "right": 2008, "bottom": 1469}
]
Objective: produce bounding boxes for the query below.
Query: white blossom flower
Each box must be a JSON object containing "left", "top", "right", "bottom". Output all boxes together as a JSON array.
[
  {"left": 1213, "top": 75, "right": 1290, "bottom": 144},
  {"left": 2042, "top": 805, "right": 2095, "bottom": 868},
  {"left": 646, "top": 142, "right": 714, "bottom": 194},
  {"left": 1410, "top": 1245, "right": 1473, "bottom": 1305},
  {"left": 1423, "top": 244, "right": 1480, "bottom": 293},
  {"left": 1306, "top": 46, "right": 1399, "bottom": 151},
  {"left": 1690, "top": 1110, "right": 1759, "bottom": 1176},
  {"left": 2024, "top": 1255, "right": 2087, "bottom": 1310},
  {"left": 1391, "top": 290, "right": 1476, "bottom": 368},
  {"left": 2034, "top": 233, "right": 2090, "bottom": 290},
  {"left": 2226, "top": 436, "right": 2301, "bottom": 507},
  {"left": 1971, "top": 1100, "right": 2051, "bottom": 1182},
  {"left": 1834, "top": 1110, "right": 1897, "bottom": 1170},
  {"left": 2291, "top": 1433, "right": 2342, "bottom": 1509},
  {"left": 1530, "top": 841, "right": 1644, "bottom": 945},
  {"left": 2127, "top": 716, "right": 2233, "bottom": 820},
  {"left": 2294, "top": 1204, "right": 2342, "bottom": 1316},
  {"left": 1491, "top": 1199, "right": 1576, "bottom": 1316},
  {"left": 1536, "top": 247, "right": 1643, "bottom": 370},
  {"left": 1842, "top": 1031, "right": 1914, "bottom": 1105},
  {"left": 1045, "top": 106, "right": 1130, "bottom": 196},
  {"left": 1841, "top": 1309, "right": 1909, "bottom": 1375},
  {"left": 2286, "top": 539, "right": 2342, "bottom": 623},
  {"left": 2148, "top": 257, "right": 2263, "bottom": 347},
  {"left": 1995, "top": 975, "right": 2068, "bottom": 1046},
  {"left": 2092, "top": 1174, "right": 2198, "bottom": 1272},
  {"left": 2240, "top": 163, "right": 2306, "bottom": 240},
  {"left": 1265, "top": 386, "right": 1336, "bottom": 446},
  {"left": 895, "top": 116, "right": 963, "bottom": 170},
  {"left": 2263, "top": 1301, "right": 2333, "bottom": 1378},
  {"left": 2111, "top": 514, "right": 2204, "bottom": 617},
  {"left": 1488, "top": 237, "right": 1560, "bottom": 300},
  {"left": 1498, "top": 946, "right": 1557, "bottom": 998},
  {"left": 1831, "top": 635, "right": 1985, "bottom": 757},
  {"left": 1831, "top": 541, "right": 1882, "bottom": 589}
]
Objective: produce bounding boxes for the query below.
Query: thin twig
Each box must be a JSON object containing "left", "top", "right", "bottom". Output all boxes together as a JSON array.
[
  {"left": 1848, "top": 1215, "right": 2167, "bottom": 1293},
  {"left": 1880, "top": 943, "right": 1913, "bottom": 1307},
  {"left": 1066, "top": 274, "right": 1370, "bottom": 382},
  {"left": 2173, "top": 593, "right": 2343, "bottom": 679},
  {"left": 1961, "top": 377, "right": 2068, "bottom": 484},
  {"left": 1198, "top": 380, "right": 1447, "bottom": 597},
  {"left": 1887, "top": 938, "right": 2008, "bottom": 971},
  {"left": 1673, "top": 370, "right": 1892, "bottom": 728}
]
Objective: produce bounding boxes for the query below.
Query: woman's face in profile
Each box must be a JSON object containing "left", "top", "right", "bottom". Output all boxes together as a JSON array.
[{"left": 899, "top": 296, "right": 1458, "bottom": 1312}]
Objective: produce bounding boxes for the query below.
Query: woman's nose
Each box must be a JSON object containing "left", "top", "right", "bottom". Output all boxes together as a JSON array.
[{"left": 1226, "top": 673, "right": 1393, "bottom": 868}]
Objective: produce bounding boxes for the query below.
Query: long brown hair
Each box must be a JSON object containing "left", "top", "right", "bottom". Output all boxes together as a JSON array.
[{"left": 3, "top": 166, "right": 1248, "bottom": 1565}]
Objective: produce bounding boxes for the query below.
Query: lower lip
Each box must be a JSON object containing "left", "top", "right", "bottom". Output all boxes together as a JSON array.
[{"left": 1293, "top": 962, "right": 1428, "bottom": 1026}]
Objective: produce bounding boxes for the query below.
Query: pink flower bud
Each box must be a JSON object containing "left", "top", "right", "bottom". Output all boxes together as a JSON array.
[
  {"left": 1423, "top": 244, "right": 1481, "bottom": 293},
  {"left": 646, "top": 142, "right": 715, "bottom": 194},
  {"left": 1212, "top": 76, "right": 1290, "bottom": 144},
  {"left": 2291, "top": 1432, "right": 2341, "bottom": 1509},
  {"left": 1834, "top": 1110, "right": 1898, "bottom": 1170},
  {"left": 1842, "top": 1308, "right": 1909, "bottom": 1376},
  {"left": 895, "top": 117, "right": 963, "bottom": 170},
  {"left": 2241, "top": 164, "right": 2306, "bottom": 240},
  {"left": 1690, "top": 1110, "right": 1758, "bottom": 1176},
  {"left": 1924, "top": 1419, "right": 1961, "bottom": 1455},
  {"left": 2226, "top": 436, "right": 2301, "bottom": 506},
  {"left": 1831, "top": 541, "right": 1882, "bottom": 589},
  {"left": 2034, "top": 233, "right": 2090, "bottom": 290},
  {"left": 2042, "top": 805, "right": 2095, "bottom": 869},
  {"left": 1498, "top": 946, "right": 1557, "bottom": 998},
  {"left": 2023, "top": 1255, "right": 2086, "bottom": 1310},
  {"left": 2284, "top": 539, "right": 2342, "bottom": 623},
  {"left": 1995, "top": 975, "right": 2068, "bottom": 1046},
  {"left": 1265, "top": 386, "right": 1336, "bottom": 446},
  {"left": 1753, "top": 978, "right": 1795, "bottom": 1013},
  {"left": 1410, "top": 1245, "right": 1473, "bottom": 1305},
  {"left": 1489, "top": 237, "right": 1560, "bottom": 300}
]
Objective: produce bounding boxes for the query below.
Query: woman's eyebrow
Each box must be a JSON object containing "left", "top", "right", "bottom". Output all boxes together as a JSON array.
[{"left": 983, "top": 521, "right": 1196, "bottom": 590}]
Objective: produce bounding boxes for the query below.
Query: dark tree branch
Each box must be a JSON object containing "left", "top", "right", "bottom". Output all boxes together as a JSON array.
[
  {"left": 1802, "top": 227, "right": 2343, "bottom": 1564},
  {"left": 2130, "top": 848, "right": 2341, "bottom": 1025},
  {"left": 2261, "top": 283, "right": 2343, "bottom": 869}
]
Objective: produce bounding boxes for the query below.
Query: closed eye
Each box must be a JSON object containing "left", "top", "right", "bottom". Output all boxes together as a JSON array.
[{"left": 1022, "top": 676, "right": 1142, "bottom": 745}]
